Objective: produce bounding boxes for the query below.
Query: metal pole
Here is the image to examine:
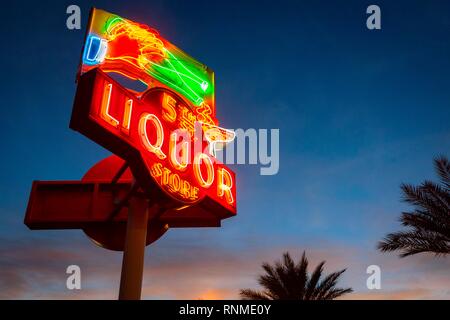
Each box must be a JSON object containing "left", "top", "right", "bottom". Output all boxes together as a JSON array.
[{"left": 118, "top": 196, "right": 149, "bottom": 300}]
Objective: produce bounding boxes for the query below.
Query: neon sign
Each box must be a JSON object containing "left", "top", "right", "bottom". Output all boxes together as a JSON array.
[
  {"left": 72, "top": 69, "right": 235, "bottom": 211},
  {"left": 80, "top": 9, "right": 215, "bottom": 113},
  {"left": 72, "top": 8, "right": 236, "bottom": 215}
]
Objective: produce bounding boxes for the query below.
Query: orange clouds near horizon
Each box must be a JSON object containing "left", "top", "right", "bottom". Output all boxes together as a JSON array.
[{"left": 1, "top": 232, "right": 449, "bottom": 300}]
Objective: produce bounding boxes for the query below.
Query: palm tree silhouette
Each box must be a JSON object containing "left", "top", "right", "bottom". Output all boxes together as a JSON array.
[
  {"left": 240, "top": 251, "right": 352, "bottom": 300},
  {"left": 378, "top": 156, "right": 450, "bottom": 257}
]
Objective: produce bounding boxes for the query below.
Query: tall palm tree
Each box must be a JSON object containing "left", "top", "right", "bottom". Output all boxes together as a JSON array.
[
  {"left": 378, "top": 156, "right": 450, "bottom": 257},
  {"left": 240, "top": 251, "right": 352, "bottom": 300}
]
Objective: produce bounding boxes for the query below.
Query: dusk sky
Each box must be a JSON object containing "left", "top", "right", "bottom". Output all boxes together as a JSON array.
[{"left": 0, "top": 0, "right": 449, "bottom": 299}]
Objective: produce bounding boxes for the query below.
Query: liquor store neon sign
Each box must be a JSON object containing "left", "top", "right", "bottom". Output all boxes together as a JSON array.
[
  {"left": 72, "top": 8, "right": 236, "bottom": 216},
  {"left": 71, "top": 69, "right": 236, "bottom": 213}
]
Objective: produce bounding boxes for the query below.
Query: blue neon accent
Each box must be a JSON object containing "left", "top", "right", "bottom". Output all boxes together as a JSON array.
[{"left": 83, "top": 35, "right": 107, "bottom": 66}]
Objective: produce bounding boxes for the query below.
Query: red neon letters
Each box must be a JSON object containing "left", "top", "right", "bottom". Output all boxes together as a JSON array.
[{"left": 71, "top": 69, "right": 236, "bottom": 214}]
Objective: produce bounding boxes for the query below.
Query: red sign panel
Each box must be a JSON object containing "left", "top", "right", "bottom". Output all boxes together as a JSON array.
[{"left": 70, "top": 68, "right": 236, "bottom": 217}]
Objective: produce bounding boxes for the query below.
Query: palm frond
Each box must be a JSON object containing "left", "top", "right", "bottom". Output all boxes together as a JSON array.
[
  {"left": 321, "top": 287, "right": 353, "bottom": 300},
  {"left": 313, "top": 269, "right": 347, "bottom": 300},
  {"left": 378, "top": 230, "right": 450, "bottom": 257},
  {"left": 304, "top": 261, "right": 324, "bottom": 300},
  {"left": 435, "top": 156, "right": 450, "bottom": 189},
  {"left": 258, "top": 262, "right": 286, "bottom": 299},
  {"left": 379, "top": 156, "right": 450, "bottom": 257},
  {"left": 294, "top": 251, "right": 309, "bottom": 299},
  {"left": 239, "top": 289, "right": 270, "bottom": 300}
]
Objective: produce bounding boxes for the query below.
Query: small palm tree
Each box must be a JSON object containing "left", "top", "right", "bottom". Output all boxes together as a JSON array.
[
  {"left": 378, "top": 156, "right": 450, "bottom": 257},
  {"left": 240, "top": 251, "right": 352, "bottom": 300}
]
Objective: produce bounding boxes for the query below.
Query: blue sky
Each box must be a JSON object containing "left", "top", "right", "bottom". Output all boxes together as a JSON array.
[{"left": 0, "top": 0, "right": 449, "bottom": 299}]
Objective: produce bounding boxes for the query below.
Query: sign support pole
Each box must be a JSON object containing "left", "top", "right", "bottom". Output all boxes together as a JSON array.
[{"left": 118, "top": 195, "right": 149, "bottom": 300}]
